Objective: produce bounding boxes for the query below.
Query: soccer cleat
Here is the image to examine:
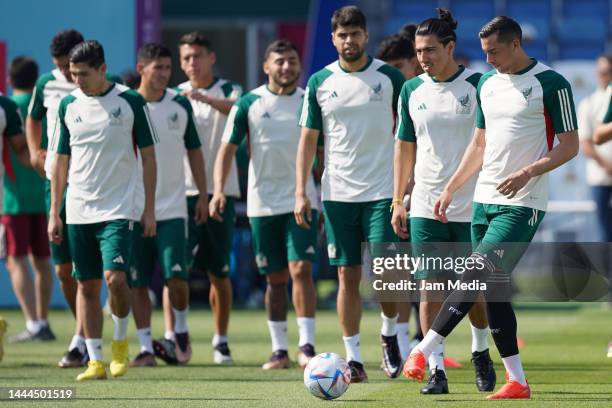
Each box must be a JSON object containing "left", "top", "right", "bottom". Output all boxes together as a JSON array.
[
  {"left": 443, "top": 356, "right": 463, "bottom": 368},
  {"left": 58, "top": 347, "right": 88, "bottom": 368},
  {"left": 380, "top": 334, "right": 402, "bottom": 378},
  {"left": 403, "top": 350, "right": 426, "bottom": 381},
  {"left": 175, "top": 332, "right": 192, "bottom": 365},
  {"left": 109, "top": 339, "right": 129, "bottom": 378},
  {"left": 486, "top": 379, "right": 530, "bottom": 400},
  {"left": 153, "top": 338, "right": 178, "bottom": 365},
  {"left": 472, "top": 349, "right": 496, "bottom": 392},
  {"left": 213, "top": 342, "right": 234, "bottom": 365},
  {"left": 130, "top": 351, "right": 156, "bottom": 367},
  {"left": 0, "top": 317, "right": 7, "bottom": 362},
  {"left": 76, "top": 360, "right": 107, "bottom": 381},
  {"left": 35, "top": 325, "right": 56, "bottom": 341},
  {"left": 607, "top": 341, "right": 612, "bottom": 358},
  {"left": 348, "top": 360, "right": 368, "bottom": 383},
  {"left": 420, "top": 368, "right": 449, "bottom": 394},
  {"left": 262, "top": 350, "right": 290, "bottom": 369},
  {"left": 297, "top": 343, "right": 316, "bottom": 368},
  {"left": 8, "top": 329, "right": 36, "bottom": 343}
]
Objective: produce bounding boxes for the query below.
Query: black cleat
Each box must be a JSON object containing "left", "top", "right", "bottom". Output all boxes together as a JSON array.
[
  {"left": 472, "top": 349, "right": 496, "bottom": 392},
  {"left": 58, "top": 347, "right": 88, "bottom": 368},
  {"left": 35, "top": 325, "right": 56, "bottom": 341},
  {"left": 420, "top": 368, "right": 449, "bottom": 394},
  {"left": 297, "top": 343, "right": 316, "bottom": 368},
  {"left": 348, "top": 360, "right": 368, "bottom": 383},
  {"left": 381, "top": 334, "right": 402, "bottom": 378},
  {"left": 153, "top": 338, "right": 178, "bottom": 365}
]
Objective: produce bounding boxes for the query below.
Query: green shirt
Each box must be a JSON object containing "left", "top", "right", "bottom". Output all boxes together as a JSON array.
[{"left": 4, "top": 93, "right": 45, "bottom": 214}]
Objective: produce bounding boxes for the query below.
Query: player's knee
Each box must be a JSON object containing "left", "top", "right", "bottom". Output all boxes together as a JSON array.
[
  {"left": 105, "top": 272, "right": 127, "bottom": 292},
  {"left": 289, "top": 261, "right": 312, "bottom": 283},
  {"left": 338, "top": 266, "right": 360, "bottom": 288},
  {"left": 78, "top": 281, "right": 98, "bottom": 298},
  {"left": 267, "top": 270, "right": 289, "bottom": 286},
  {"left": 55, "top": 264, "right": 74, "bottom": 283},
  {"left": 458, "top": 253, "right": 495, "bottom": 282}
]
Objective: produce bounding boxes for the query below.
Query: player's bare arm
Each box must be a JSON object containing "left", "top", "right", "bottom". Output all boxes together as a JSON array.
[
  {"left": 48, "top": 153, "right": 69, "bottom": 244},
  {"left": 391, "top": 139, "right": 415, "bottom": 239},
  {"left": 209, "top": 142, "right": 238, "bottom": 222},
  {"left": 294, "top": 127, "right": 319, "bottom": 229},
  {"left": 140, "top": 145, "right": 157, "bottom": 237}
]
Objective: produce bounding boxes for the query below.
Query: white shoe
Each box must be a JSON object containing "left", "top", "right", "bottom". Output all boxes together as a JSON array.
[{"left": 213, "top": 343, "right": 233, "bottom": 365}]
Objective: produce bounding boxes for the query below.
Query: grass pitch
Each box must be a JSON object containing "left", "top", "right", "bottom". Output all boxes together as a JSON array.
[{"left": 1, "top": 304, "right": 611, "bottom": 407}]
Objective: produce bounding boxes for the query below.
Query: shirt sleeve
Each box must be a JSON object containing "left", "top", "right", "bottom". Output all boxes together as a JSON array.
[
  {"left": 0, "top": 97, "right": 23, "bottom": 138},
  {"left": 222, "top": 98, "right": 249, "bottom": 146},
  {"left": 221, "top": 81, "right": 243, "bottom": 99},
  {"left": 28, "top": 77, "right": 47, "bottom": 120},
  {"left": 539, "top": 71, "right": 578, "bottom": 133},
  {"left": 120, "top": 90, "right": 156, "bottom": 148},
  {"left": 298, "top": 76, "right": 323, "bottom": 131},
  {"left": 56, "top": 96, "right": 74, "bottom": 155},
  {"left": 174, "top": 95, "right": 201, "bottom": 150},
  {"left": 395, "top": 83, "right": 416, "bottom": 142},
  {"left": 602, "top": 94, "right": 612, "bottom": 124}
]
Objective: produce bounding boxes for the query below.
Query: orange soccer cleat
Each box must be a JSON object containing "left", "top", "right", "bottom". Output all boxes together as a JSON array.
[
  {"left": 486, "top": 379, "right": 530, "bottom": 400},
  {"left": 443, "top": 356, "right": 463, "bottom": 368},
  {"left": 402, "top": 350, "right": 426, "bottom": 381}
]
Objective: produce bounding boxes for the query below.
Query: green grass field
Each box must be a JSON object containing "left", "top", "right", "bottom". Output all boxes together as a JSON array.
[{"left": 1, "top": 304, "right": 611, "bottom": 407}]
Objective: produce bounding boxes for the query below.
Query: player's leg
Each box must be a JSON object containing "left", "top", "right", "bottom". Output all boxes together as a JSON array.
[
  {"left": 29, "top": 214, "right": 54, "bottom": 340},
  {"left": 69, "top": 223, "right": 106, "bottom": 381},
  {"left": 322, "top": 200, "right": 367, "bottom": 382},
  {"left": 99, "top": 220, "right": 134, "bottom": 379},
  {"left": 396, "top": 215, "right": 413, "bottom": 360},
  {"left": 364, "top": 199, "right": 402, "bottom": 379},
  {"left": 287, "top": 211, "right": 318, "bottom": 367},
  {"left": 251, "top": 214, "right": 291, "bottom": 369},
  {"left": 129, "top": 222, "right": 156, "bottom": 367}
]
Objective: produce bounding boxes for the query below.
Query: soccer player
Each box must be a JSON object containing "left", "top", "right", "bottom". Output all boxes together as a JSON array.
[
  {"left": 4, "top": 57, "right": 54, "bottom": 344},
  {"left": 48, "top": 40, "right": 157, "bottom": 381},
  {"left": 403, "top": 16, "right": 578, "bottom": 400},
  {"left": 162, "top": 32, "right": 242, "bottom": 365},
  {"left": 211, "top": 39, "right": 318, "bottom": 369},
  {"left": 392, "top": 9, "right": 494, "bottom": 394},
  {"left": 296, "top": 6, "right": 405, "bottom": 382},
  {"left": 129, "top": 44, "right": 208, "bottom": 367}
]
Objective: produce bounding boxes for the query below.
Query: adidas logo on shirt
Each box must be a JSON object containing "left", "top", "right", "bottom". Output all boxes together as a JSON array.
[
  {"left": 262, "top": 112, "right": 271, "bottom": 119},
  {"left": 305, "top": 246, "right": 315, "bottom": 254},
  {"left": 74, "top": 116, "right": 83, "bottom": 123},
  {"left": 171, "top": 264, "right": 182, "bottom": 272},
  {"left": 330, "top": 91, "right": 338, "bottom": 98},
  {"left": 417, "top": 102, "right": 427, "bottom": 110},
  {"left": 113, "top": 256, "right": 124, "bottom": 264}
]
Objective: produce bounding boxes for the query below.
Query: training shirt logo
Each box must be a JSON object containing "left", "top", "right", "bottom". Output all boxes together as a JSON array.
[
  {"left": 369, "top": 82, "right": 383, "bottom": 101},
  {"left": 255, "top": 253, "right": 268, "bottom": 268},
  {"left": 262, "top": 112, "right": 271, "bottom": 119},
  {"left": 109, "top": 107, "right": 122, "bottom": 125},
  {"left": 330, "top": 90, "right": 339, "bottom": 98},
  {"left": 417, "top": 102, "right": 427, "bottom": 111},
  {"left": 521, "top": 86, "right": 533, "bottom": 104},
  {"left": 456, "top": 94, "right": 472, "bottom": 114},
  {"left": 74, "top": 116, "right": 83, "bottom": 123},
  {"left": 168, "top": 112, "right": 180, "bottom": 129}
]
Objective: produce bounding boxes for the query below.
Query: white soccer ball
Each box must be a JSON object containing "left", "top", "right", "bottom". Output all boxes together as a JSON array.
[{"left": 303, "top": 352, "right": 351, "bottom": 400}]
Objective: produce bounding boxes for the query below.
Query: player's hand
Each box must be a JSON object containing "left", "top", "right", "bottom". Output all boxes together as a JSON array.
[
  {"left": 195, "top": 194, "right": 209, "bottom": 224},
  {"left": 47, "top": 215, "right": 63, "bottom": 245},
  {"left": 209, "top": 192, "right": 226, "bottom": 222},
  {"left": 391, "top": 203, "right": 408, "bottom": 239},
  {"left": 496, "top": 168, "right": 531, "bottom": 199},
  {"left": 182, "top": 90, "right": 211, "bottom": 105},
  {"left": 141, "top": 209, "right": 156, "bottom": 237},
  {"left": 294, "top": 194, "right": 312, "bottom": 229},
  {"left": 433, "top": 190, "right": 453, "bottom": 223},
  {"left": 32, "top": 149, "right": 47, "bottom": 176}
]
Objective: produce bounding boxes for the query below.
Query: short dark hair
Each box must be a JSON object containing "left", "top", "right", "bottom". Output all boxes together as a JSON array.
[
  {"left": 9, "top": 56, "right": 38, "bottom": 90},
  {"left": 399, "top": 24, "right": 418, "bottom": 42},
  {"left": 121, "top": 70, "right": 141, "bottom": 89},
  {"left": 50, "top": 29, "right": 84, "bottom": 58},
  {"left": 416, "top": 8, "right": 458, "bottom": 46},
  {"left": 69, "top": 40, "right": 105, "bottom": 68},
  {"left": 138, "top": 43, "right": 172, "bottom": 62},
  {"left": 179, "top": 32, "right": 213, "bottom": 52},
  {"left": 331, "top": 6, "right": 366, "bottom": 32},
  {"left": 377, "top": 34, "right": 415, "bottom": 61},
  {"left": 479, "top": 16, "right": 522, "bottom": 44},
  {"left": 263, "top": 39, "right": 299, "bottom": 60}
]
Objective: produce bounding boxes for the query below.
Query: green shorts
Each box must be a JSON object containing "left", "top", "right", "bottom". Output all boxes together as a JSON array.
[
  {"left": 410, "top": 217, "right": 471, "bottom": 280},
  {"left": 250, "top": 211, "right": 318, "bottom": 275},
  {"left": 471, "top": 202, "right": 545, "bottom": 274},
  {"left": 130, "top": 218, "right": 187, "bottom": 288},
  {"left": 45, "top": 180, "right": 71, "bottom": 265},
  {"left": 67, "top": 219, "right": 133, "bottom": 281},
  {"left": 322, "top": 199, "right": 397, "bottom": 266},
  {"left": 186, "top": 195, "right": 235, "bottom": 278}
]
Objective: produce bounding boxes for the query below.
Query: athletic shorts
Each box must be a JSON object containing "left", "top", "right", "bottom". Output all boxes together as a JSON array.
[
  {"left": 1, "top": 214, "right": 50, "bottom": 258},
  {"left": 249, "top": 211, "right": 318, "bottom": 275},
  {"left": 130, "top": 218, "right": 187, "bottom": 287},
  {"left": 186, "top": 195, "right": 235, "bottom": 278},
  {"left": 68, "top": 219, "right": 133, "bottom": 281},
  {"left": 410, "top": 217, "right": 471, "bottom": 280},
  {"left": 45, "top": 180, "right": 71, "bottom": 264},
  {"left": 322, "top": 199, "right": 397, "bottom": 266},
  {"left": 471, "top": 202, "right": 545, "bottom": 274}
]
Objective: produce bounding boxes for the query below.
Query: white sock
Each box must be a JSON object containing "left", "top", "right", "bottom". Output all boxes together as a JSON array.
[
  {"left": 296, "top": 317, "right": 315, "bottom": 347},
  {"left": 137, "top": 327, "right": 153, "bottom": 354},
  {"left": 428, "top": 341, "right": 445, "bottom": 372},
  {"left": 37, "top": 319, "right": 49, "bottom": 328},
  {"left": 26, "top": 319, "right": 40, "bottom": 333},
  {"left": 164, "top": 330, "right": 175, "bottom": 341},
  {"left": 212, "top": 334, "right": 228, "bottom": 347},
  {"left": 380, "top": 312, "right": 398, "bottom": 336},
  {"left": 342, "top": 333, "right": 363, "bottom": 363},
  {"left": 111, "top": 314, "right": 129, "bottom": 341},
  {"left": 502, "top": 354, "right": 527, "bottom": 386},
  {"left": 414, "top": 330, "right": 445, "bottom": 359},
  {"left": 267, "top": 320, "right": 288, "bottom": 352},
  {"left": 69, "top": 335, "right": 86, "bottom": 353},
  {"left": 471, "top": 324, "right": 489, "bottom": 353},
  {"left": 85, "top": 338, "right": 103, "bottom": 362},
  {"left": 173, "top": 307, "right": 189, "bottom": 334},
  {"left": 397, "top": 322, "right": 411, "bottom": 360}
]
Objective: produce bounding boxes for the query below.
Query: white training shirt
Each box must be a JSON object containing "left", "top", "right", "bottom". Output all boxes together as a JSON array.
[
  {"left": 222, "top": 85, "right": 318, "bottom": 217},
  {"left": 177, "top": 78, "right": 242, "bottom": 197},
  {"left": 396, "top": 66, "right": 480, "bottom": 222},
  {"left": 299, "top": 57, "right": 405, "bottom": 202}
]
